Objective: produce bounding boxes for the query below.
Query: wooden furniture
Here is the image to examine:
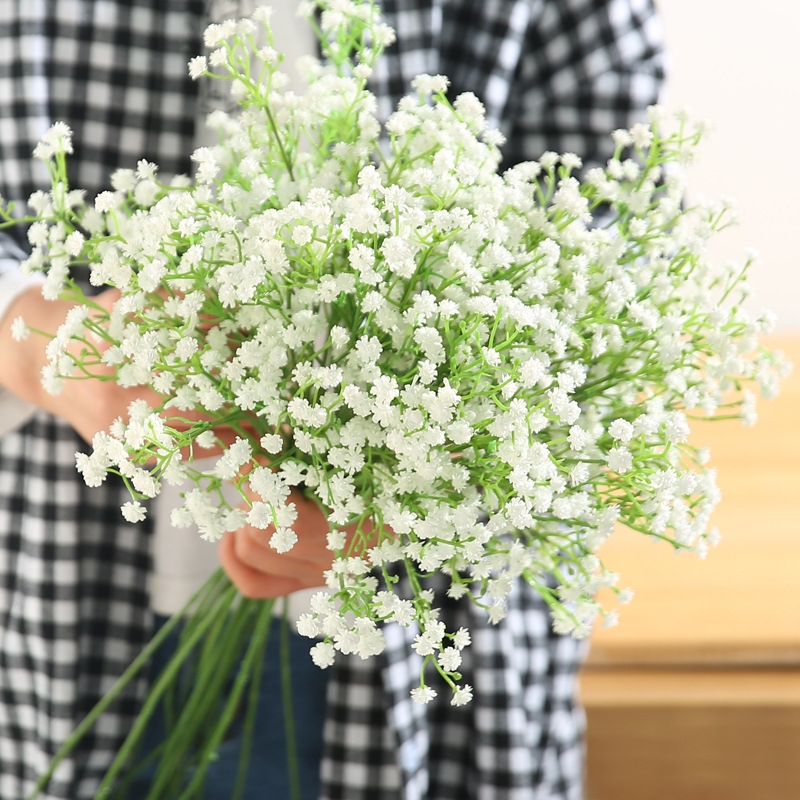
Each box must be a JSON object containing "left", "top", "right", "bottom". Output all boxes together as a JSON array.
[{"left": 580, "top": 336, "right": 800, "bottom": 800}]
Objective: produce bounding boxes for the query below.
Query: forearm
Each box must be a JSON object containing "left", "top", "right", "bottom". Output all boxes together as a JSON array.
[{"left": 0, "top": 282, "right": 75, "bottom": 412}]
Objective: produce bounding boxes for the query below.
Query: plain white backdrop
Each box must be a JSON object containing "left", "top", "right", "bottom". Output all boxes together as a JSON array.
[{"left": 658, "top": 1, "right": 800, "bottom": 330}]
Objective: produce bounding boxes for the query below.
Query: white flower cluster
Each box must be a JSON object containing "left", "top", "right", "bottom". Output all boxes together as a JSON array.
[{"left": 8, "top": 1, "right": 788, "bottom": 704}]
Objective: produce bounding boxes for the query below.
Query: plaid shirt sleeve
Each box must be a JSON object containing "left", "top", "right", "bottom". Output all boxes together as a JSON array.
[
  {"left": 371, "top": 0, "right": 666, "bottom": 170},
  {"left": 495, "top": 0, "right": 666, "bottom": 169}
]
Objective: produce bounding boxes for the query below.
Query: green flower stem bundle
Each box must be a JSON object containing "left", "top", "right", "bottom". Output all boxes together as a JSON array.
[{"left": 1, "top": 0, "right": 788, "bottom": 794}]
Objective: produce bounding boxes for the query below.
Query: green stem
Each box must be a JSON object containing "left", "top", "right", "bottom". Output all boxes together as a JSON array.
[
  {"left": 281, "top": 603, "right": 301, "bottom": 800},
  {"left": 175, "top": 600, "right": 274, "bottom": 799},
  {"left": 26, "top": 570, "right": 231, "bottom": 800},
  {"left": 232, "top": 603, "right": 273, "bottom": 800},
  {"left": 95, "top": 585, "right": 240, "bottom": 797},
  {"left": 142, "top": 592, "right": 250, "bottom": 799}
]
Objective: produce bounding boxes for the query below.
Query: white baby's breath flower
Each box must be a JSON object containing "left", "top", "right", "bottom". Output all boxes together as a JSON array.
[
  {"left": 188, "top": 55, "right": 207, "bottom": 80},
  {"left": 630, "top": 122, "right": 654, "bottom": 149},
  {"left": 193, "top": 430, "right": 217, "bottom": 449},
  {"left": 94, "top": 191, "right": 118, "bottom": 213},
  {"left": 450, "top": 684, "right": 473, "bottom": 706},
  {"left": 36, "top": 122, "right": 73, "bottom": 159},
  {"left": 75, "top": 453, "right": 109, "bottom": 488},
  {"left": 260, "top": 433, "right": 283, "bottom": 453},
  {"left": 214, "top": 437, "right": 253, "bottom": 479},
  {"left": 10, "top": 316, "right": 28, "bottom": 341},
  {"left": 270, "top": 527, "right": 298, "bottom": 553},
  {"left": 617, "top": 588, "right": 634, "bottom": 605},
  {"left": 410, "top": 685, "right": 437, "bottom": 704},
  {"left": 310, "top": 641, "right": 336, "bottom": 668},
  {"left": 6, "top": 6, "right": 782, "bottom": 710},
  {"left": 606, "top": 447, "right": 633, "bottom": 474},
  {"left": 135, "top": 159, "right": 157, "bottom": 181},
  {"left": 437, "top": 647, "right": 462, "bottom": 672},
  {"left": 296, "top": 613, "right": 320, "bottom": 638},
  {"left": 121, "top": 501, "right": 147, "bottom": 523},
  {"left": 608, "top": 419, "right": 634, "bottom": 443},
  {"left": 292, "top": 225, "right": 314, "bottom": 245},
  {"left": 411, "top": 73, "right": 449, "bottom": 95}
]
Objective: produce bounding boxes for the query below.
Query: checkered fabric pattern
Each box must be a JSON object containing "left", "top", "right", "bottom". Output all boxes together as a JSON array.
[
  {"left": 0, "top": 414, "right": 154, "bottom": 799},
  {"left": 0, "top": 1, "right": 665, "bottom": 798},
  {"left": 0, "top": 3, "right": 205, "bottom": 798},
  {"left": 370, "top": 0, "right": 666, "bottom": 171},
  {"left": 322, "top": 575, "right": 588, "bottom": 800},
  {"left": 324, "top": 2, "right": 665, "bottom": 796}
]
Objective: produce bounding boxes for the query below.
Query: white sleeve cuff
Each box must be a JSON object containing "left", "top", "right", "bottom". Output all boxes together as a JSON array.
[
  {"left": 0, "top": 264, "right": 44, "bottom": 322},
  {"left": 0, "top": 394, "right": 37, "bottom": 437}
]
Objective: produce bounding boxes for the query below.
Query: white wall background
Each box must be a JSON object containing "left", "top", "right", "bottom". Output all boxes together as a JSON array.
[{"left": 658, "top": 1, "right": 800, "bottom": 330}]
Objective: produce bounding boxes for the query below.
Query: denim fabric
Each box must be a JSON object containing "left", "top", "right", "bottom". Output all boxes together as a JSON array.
[{"left": 125, "top": 614, "right": 329, "bottom": 800}]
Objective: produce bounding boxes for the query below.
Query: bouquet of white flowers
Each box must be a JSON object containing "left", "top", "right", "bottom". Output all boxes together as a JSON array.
[{"left": 2, "top": 0, "right": 788, "bottom": 796}]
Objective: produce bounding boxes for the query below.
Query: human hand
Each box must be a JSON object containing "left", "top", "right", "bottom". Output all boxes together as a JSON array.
[
  {"left": 0, "top": 285, "right": 137, "bottom": 441},
  {"left": 218, "top": 489, "right": 333, "bottom": 598},
  {"left": 0, "top": 285, "right": 246, "bottom": 450},
  {"left": 218, "top": 488, "right": 382, "bottom": 599}
]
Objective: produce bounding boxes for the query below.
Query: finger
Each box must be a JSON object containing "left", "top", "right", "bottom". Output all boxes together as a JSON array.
[
  {"left": 225, "top": 525, "right": 330, "bottom": 591},
  {"left": 233, "top": 524, "right": 328, "bottom": 582},
  {"left": 218, "top": 530, "right": 313, "bottom": 598}
]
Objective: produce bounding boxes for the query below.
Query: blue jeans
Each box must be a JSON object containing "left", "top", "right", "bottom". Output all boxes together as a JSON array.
[{"left": 123, "top": 614, "right": 330, "bottom": 799}]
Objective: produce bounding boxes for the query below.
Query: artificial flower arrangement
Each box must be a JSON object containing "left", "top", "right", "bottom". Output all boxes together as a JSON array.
[{"left": 1, "top": 0, "right": 787, "bottom": 796}]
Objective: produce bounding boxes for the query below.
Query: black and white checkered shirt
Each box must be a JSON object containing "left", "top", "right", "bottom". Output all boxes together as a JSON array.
[{"left": 0, "top": 1, "right": 665, "bottom": 798}]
